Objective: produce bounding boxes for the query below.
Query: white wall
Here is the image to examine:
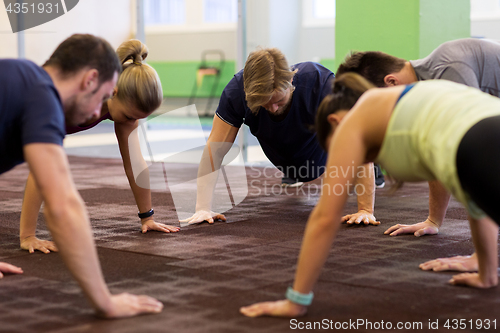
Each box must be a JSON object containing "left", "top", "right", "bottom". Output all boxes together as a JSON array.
[
  {"left": 268, "top": 0, "right": 301, "bottom": 64},
  {"left": 0, "top": 0, "right": 336, "bottom": 66},
  {"left": 145, "top": 30, "right": 237, "bottom": 62},
  {"left": 0, "top": 6, "right": 17, "bottom": 59},
  {"left": 144, "top": 0, "right": 238, "bottom": 62},
  {"left": 146, "top": 0, "right": 333, "bottom": 66},
  {"left": 0, "top": 0, "right": 134, "bottom": 64},
  {"left": 246, "top": 0, "right": 270, "bottom": 55},
  {"left": 471, "top": 18, "right": 500, "bottom": 40},
  {"left": 299, "top": 26, "right": 335, "bottom": 63},
  {"left": 246, "top": 0, "right": 303, "bottom": 64},
  {"left": 3, "top": 0, "right": 500, "bottom": 68}
]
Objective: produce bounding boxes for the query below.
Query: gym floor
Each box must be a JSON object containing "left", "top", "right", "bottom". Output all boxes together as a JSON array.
[{"left": 0, "top": 99, "right": 499, "bottom": 333}]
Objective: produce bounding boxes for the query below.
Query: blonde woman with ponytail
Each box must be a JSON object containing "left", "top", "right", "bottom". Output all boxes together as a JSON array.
[
  {"left": 19, "top": 40, "right": 179, "bottom": 254},
  {"left": 241, "top": 73, "right": 500, "bottom": 317}
]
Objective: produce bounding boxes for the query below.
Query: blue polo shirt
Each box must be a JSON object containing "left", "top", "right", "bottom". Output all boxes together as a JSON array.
[
  {"left": 0, "top": 59, "right": 65, "bottom": 174},
  {"left": 216, "top": 62, "right": 334, "bottom": 181}
]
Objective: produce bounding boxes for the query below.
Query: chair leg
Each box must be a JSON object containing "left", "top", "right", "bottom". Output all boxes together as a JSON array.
[{"left": 205, "top": 73, "right": 221, "bottom": 117}]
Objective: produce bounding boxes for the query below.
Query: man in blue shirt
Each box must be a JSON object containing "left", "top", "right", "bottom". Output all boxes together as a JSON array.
[
  {"left": 182, "top": 48, "right": 379, "bottom": 226},
  {"left": 0, "top": 34, "right": 163, "bottom": 318}
]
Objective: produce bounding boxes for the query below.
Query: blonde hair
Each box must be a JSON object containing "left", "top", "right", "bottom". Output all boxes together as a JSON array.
[
  {"left": 243, "top": 48, "right": 297, "bottom": 114},
  {"left": 115, "top": 40, "right": 163, "bottom": 114}
]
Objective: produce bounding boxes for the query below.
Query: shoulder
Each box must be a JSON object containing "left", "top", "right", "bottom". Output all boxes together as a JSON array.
[
  {"left": 433, "top": 38, "right": 500, "bottom": 56},
  {"left": 434, "top": 38, "right": 474, "bottom": 52},
  {"left": 293, "top": 62, "right": 334, "bottom": 90},
  {"left": 293, "top": 62, "right": 333, "bottom": 77},
  {"left": 0, "top": 59, "right": 44, "bottom": 76},
  {"left": 348, "top": 87, "right": 405, "bottom": 145},
  {"left": 221, "top": 69, "right": 244, "bottom": 97},
  {"left": 6, "top": 59, "right": 56, "bottom": 94},
  {"left": 28, "top": 80, "right": 61, "bottom": 104},
  {"left": 22, "top": 68, "right": 63, "bottom": 117},
  {"left": 228, "top": 69, "right": 244, "bottom": 88},
  {"left": 355, "top": 87, "right": 402, "bottom": 111}
]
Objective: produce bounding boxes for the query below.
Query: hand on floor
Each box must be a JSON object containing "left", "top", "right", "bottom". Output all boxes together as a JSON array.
[
  {"left": 384, "top": 219, "right": 439, "bottom": 237},
  {"left": 98, "top": 293, "right": 163, "bottom": 319},
  {"left": 20, "top": 236, "right": 58, "bottom": 254},
  {"left": 341, "top": 210, "right": 380, "bottom": 226},
  {"left": 419, "top": 253, "right": 478, "bottom": 272},
  {"left": 141, "top": 219, "right": 180, "bottom": 233},
  {"left": 180, "top": 210, "right": 226, "bottom": 225},
  {"left": 240, "top": 299, "right": 307, "bottom": 318},
  {"left": 450, "top": 272, "right": 497, "bottom": 288},
  {"left": 0, "top": 262, "right": 23, "bottom": 278}
]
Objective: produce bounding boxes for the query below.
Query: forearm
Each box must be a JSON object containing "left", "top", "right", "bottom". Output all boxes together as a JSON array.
[
  {"left": 427, "top": 180, "right": 451, "bottom": 226},
  {"left": 117, "top": 124, "right": 155, "bottom": 219},
  {"left": 469, "top": 216, "right": 498, "bottom": 286},
  {"left": 24, "top": 144, "right": 113, "bottom": 313},
  {"left": 44, "top": 196, "right": 112, "bottom": 313},
  {"left": 191, "top": 116, "right": 238, "bottom": 213},
  {"left": 19, "top": 172, "right": 44, "bottom": 240},
  {"left": 356, "top": 163, "right": 375, "bottom": 213},
  {"left": 195, "top": 143, "right": 226, "bottom": 211},
  {"left": 124, "top": 163, "right": 153, "bottom": 214},
  {"left": 293, "top": 208, "right": 340, "bottom": 294}
]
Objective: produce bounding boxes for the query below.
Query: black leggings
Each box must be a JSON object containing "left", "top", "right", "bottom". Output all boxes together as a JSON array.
[{"left": 456, "top": 115, "right": 500, "bottom": 225}]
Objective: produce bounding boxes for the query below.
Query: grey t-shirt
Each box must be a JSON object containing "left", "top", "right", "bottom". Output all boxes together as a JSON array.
[{"left": 410, "top": 38, "right": 500, "bottom": 97}]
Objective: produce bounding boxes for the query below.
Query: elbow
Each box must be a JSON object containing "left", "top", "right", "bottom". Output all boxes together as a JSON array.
[
  {"left": 309, "top": 207, "right": 340, "bottom": 232},
  {"left": 44, "top": 193, "right": 86, "bottom": 226}
]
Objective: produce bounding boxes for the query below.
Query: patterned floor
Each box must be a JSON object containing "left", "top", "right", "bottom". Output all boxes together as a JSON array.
[{"left": 0, "top": 156, "right": 498, "bottom": 333}]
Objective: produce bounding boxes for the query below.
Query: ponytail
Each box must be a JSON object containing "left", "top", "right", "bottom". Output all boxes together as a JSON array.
[{"left": 117, "top": 39, "right": 149, "bottom": 69}]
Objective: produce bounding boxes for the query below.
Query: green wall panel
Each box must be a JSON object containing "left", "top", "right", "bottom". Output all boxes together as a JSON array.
[
  {"left": 320, "top": 58, "right": 336, "bottom": 72},
  {"left": 419, "top": 0, "right": 470, "bottom": 58},
  {"left": 336, "top": 0, "right": 420, "bottom": 65},
  {"left": 335, "top": 0, "right": 470, "bottom": 71},
  {"left": 149, "top": 60, "right": 236, "bottom": 98}
]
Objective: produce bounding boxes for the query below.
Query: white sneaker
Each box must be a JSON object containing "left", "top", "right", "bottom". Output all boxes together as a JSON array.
[{"left": 281, "top": 177, "right": 304, "bottom": 188}]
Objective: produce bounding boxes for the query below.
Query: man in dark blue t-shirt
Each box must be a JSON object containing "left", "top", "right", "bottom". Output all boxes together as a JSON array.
[
  {"left": 182, "top": 48, "right": 379, "bottom": 225},
  {"left": 217, "top": 61, "right": 329, "bottom": 183},
  {"left": 0, "top": 34, "right": 163, "bottom": 318}
]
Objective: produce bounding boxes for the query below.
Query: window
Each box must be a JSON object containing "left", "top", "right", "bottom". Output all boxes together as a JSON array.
[
  {"left": 144, "top": 0, "right": 237, "bottom": 32},
  {"left": 204, "top": 0, "right": 237, "bottom": 23},
  {"left": 144, "top": 0, "right": 186, "bottom": 25},
  {"left": 303, "top": 0, "right": 335, "bottom": 27}
]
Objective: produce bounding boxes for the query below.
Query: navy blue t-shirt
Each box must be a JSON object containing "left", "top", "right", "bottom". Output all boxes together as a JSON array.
[
  {"left": 0, "top": 59, "right": 65, "bottom": 174},
  {"left": 216, "top": 62, "right": 334, "bottom": 182}
]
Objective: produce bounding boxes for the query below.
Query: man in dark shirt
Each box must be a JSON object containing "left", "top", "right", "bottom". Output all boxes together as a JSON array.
[
  {"left": 0, "top": 34, "right": 163, "bottom": 318},
  {"left": 182, "top": 48, "right": 379, "bottom": 226}
]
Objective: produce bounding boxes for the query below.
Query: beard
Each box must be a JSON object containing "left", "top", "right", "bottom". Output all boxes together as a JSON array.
[
  {"left": 266, "top": 91, "right": 293, "bottom": 118},
  {"left": 267, "top": 106, "right": 286, "bottom": 116},
  {"left": 64, "top": 95, "right": 99, "bottom": 127},
  {"left": 63, "top": 97, "right": 82, "bottom": 127}
]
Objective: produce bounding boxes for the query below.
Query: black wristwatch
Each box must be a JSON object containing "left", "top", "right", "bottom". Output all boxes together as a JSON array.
[{"left": 138, "top": 209, "right": 154, "bottom": 219}]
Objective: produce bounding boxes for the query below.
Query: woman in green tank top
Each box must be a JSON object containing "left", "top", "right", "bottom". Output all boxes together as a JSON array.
[{"left": 240, "top": 73, "right": 499, "bottom": 318}]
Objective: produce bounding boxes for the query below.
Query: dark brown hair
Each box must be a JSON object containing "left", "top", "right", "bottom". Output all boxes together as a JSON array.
[
  {"left": 315, "top": 73, "right": 375, "bottom": 151},
  {"left": 44, "top": 34, "right": 122, "bottom": 84},
  {"left": 336, "top": 51, "right": 406, "bottom": 87}
]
